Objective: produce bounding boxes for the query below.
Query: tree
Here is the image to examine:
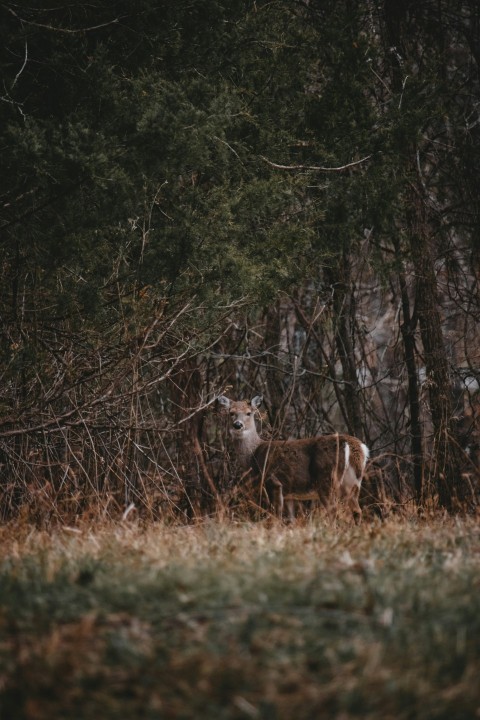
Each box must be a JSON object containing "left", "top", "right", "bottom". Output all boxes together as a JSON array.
[{"left": 0, "top": 0, "right": 479, "bottom": 520}]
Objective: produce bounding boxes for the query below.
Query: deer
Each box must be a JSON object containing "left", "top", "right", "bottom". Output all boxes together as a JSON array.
[{"left": 218, "top": 395, "right": 369, "bottom": 523}]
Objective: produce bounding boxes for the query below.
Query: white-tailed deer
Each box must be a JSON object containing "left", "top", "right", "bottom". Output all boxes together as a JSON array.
[{"left": 218, "top": 395, "right": 369, "bottom": 522}]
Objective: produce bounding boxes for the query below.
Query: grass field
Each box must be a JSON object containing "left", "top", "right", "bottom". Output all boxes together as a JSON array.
[{"left": 1, "top": 515, "right": 480, "bottom": 719}]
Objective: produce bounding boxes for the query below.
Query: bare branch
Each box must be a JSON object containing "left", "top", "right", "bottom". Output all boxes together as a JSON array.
[
  {"left": 4, "top": 6, "right": 124, "bottom": 33},
  {"left": 260, "top": 153, "right": 373, "bottom": 172},
  {"left": 11, "top": 40, "right": 27, "bottom": 88}
]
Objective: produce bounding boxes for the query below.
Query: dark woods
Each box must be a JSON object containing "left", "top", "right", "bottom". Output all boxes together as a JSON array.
[{"left": 0, "top": 1, "right": 479, "bottom": 522}]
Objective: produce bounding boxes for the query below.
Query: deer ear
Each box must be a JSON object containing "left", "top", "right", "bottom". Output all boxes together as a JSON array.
[
  {"left": 217, "top": 395, "right": 231, "bottom": 409},
  {"left": 251, "top": 395, "right": 263, "bottom": 409}
]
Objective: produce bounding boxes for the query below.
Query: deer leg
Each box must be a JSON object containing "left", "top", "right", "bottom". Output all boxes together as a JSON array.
[
  {"left": 271, "top": 478, "right": 284, "bottom": 519},
  {"left": 316, "top": 488, "right": 334, "bottom": 521},
  {"left": 285, "top": 498, "right": 295, "bottom": 523},
  {"left": 342, "top": 465, "right": 363, "bottom": 524},
  {"left": 348, "top": 484, "right": 363, "bottom": 524}
]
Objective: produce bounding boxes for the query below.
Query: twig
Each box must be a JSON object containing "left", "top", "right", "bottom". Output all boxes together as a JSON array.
[
  {"left": 5, "top": 6, "right": 124, "bottom": 34},
  {"left": 260, "top": 153, "right": 373, "bottom": 173},
  {"left": 12, "top": 40, "right": 28, "bottom": 88}
]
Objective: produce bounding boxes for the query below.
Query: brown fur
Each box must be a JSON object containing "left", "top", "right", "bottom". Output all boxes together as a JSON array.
[{"left": 219, "top": 396, "right": 369, "bottom": 522}]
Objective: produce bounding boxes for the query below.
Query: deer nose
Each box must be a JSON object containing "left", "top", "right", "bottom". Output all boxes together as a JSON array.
[{"left": 232, "top": 420, "right": 244, "bottom": 430}]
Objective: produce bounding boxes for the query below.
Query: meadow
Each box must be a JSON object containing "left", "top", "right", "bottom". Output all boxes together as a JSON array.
[{"left": 0, "top": 515, "right": 479, "bottom": 719}]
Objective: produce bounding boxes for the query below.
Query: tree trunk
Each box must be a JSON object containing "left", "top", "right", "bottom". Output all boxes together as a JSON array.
[
  {"left": 394, "top": 238, "right": 424, "bottom": 504},
  {"left": 408, "top": 192, "right": 464, "bottom": 510},
  {"left": 325, "top": 252, "right": 364, "bottom": 440}
]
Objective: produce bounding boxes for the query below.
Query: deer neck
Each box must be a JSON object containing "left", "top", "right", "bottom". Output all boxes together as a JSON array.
[{"left": 231, "top": 427, "right": 262, "bottom": 470}]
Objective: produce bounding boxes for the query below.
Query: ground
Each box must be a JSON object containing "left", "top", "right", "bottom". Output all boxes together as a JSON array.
[{"left": 0, "top": 515, "right": 479, "bottom": 719}]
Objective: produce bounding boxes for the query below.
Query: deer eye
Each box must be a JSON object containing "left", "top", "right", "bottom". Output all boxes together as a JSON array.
[{"left": 246, "top": 412, "right": 251, "bottom": 416}]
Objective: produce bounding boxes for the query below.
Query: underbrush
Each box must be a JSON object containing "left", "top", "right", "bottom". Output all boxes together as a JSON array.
[{"left": 0, "top": 516, "right": 479, "bottom": 719}]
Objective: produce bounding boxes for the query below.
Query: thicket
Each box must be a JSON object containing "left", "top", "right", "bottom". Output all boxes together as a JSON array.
[{"left": 0, "top": 0, "right": 479, "bottom": 522}]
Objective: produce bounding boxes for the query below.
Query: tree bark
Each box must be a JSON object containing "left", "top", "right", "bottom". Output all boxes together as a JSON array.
[
  {"left": 325, "top": 251, "right": 364, "bottom": 440},
  {"left": 394, "top": 238, "right": 424, "bottom": 503},
  {"left": 408, "top": 191, "right": 464, "bottom": 509}
]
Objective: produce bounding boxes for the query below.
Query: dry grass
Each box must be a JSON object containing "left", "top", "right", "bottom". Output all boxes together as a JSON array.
[{"left": 1, "top": 515, "right": 480, "bottom": 719}]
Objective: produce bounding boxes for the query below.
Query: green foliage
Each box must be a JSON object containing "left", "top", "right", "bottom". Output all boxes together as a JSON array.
[{"left": 0, "top": 0, "right": 383, "bottom": 326}]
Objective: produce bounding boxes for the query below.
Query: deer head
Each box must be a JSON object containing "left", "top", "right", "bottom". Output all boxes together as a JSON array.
[
  {"left": 218, "top": 395, "right": 263, "bottom": 435},
  {"left": 218, "top": 395, "right": 264, "bottom": 468}
]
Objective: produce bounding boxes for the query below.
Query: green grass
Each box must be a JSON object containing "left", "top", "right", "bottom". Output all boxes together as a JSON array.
[{"left": 1, "top": 516, "right": 480, "bottom": 719}]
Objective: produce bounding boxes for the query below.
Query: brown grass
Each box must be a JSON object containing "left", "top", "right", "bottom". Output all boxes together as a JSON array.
[{"left": 0, "top": 514, "right": 480, "bottom": 719}]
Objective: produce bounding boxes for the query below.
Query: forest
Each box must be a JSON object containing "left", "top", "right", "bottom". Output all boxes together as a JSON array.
[
  {"left": 1, "top": 0, "right": 479, "bottom": 521},
  {"left": 2, "top": 3, "right": 480, "bottom": 717}
]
